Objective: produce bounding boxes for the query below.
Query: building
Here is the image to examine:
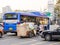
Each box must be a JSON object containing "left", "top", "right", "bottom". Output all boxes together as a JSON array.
[
  {"left": 48, "top": 0, "right": 55, "bottom": 20},
  {"left": 2, "top": 6, "right": 12, "bottom": 13},
  {"left": 0, "top": 13, "right": 3, "bottom": 23}
]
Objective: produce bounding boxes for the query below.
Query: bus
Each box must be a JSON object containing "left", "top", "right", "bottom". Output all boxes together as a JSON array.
[{"left": 3, "top": 12, "right": 50, "bottom": 34}]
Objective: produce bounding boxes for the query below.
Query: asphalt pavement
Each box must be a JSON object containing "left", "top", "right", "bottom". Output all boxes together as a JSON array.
[{"left": 0, "top": 33, "right": 60, "bottom": 45}]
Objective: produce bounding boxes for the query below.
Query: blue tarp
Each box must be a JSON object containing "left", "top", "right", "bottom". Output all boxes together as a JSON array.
[
  {"left": 30, "top": 12, "right": 48, "bottom": 18},
  {"left": 5, "top": 12, "right": 48, "bottom": 18},
  {"left": 30, "top": 12, "right": 41, "bottom": 15},
  {"left": 20, "top": 12, "right": 48, "bottom": 17},
  {"left": 20, "top": 12, "right": 39, "bottom": 17}
]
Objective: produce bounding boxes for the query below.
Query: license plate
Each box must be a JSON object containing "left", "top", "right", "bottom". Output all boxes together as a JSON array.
[{"left": 9, "top": 28, "right": 12, "bottom": 30}]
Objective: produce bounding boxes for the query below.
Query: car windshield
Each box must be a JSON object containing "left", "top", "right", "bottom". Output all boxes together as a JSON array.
[{"left": 5, "top": 13, "right": 18, "bottom": 20}]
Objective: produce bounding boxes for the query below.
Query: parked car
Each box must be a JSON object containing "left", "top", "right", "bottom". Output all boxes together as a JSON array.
[
  {"left": 40, "top": 27, "right": 60, "bottom": 41},
  {"left": 0, "top": 24, "right": 4, "bottom": 38}
]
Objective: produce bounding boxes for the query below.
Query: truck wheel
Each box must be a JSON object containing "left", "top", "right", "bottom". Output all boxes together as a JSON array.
[
  {"left": 0, "top": 33, "right": 2, "bottom": 38},
  {"left": 45, "top": 34, "right": 52, "bottom": 41},
  {"left": 4, "top": 32, "right": 7, "bottom": 34},
  {"left": 29, "top": 32, "right": 33, "bottom": 38},
  {"left": 15, "top": 32, "right": 17, "bottom": 36}
]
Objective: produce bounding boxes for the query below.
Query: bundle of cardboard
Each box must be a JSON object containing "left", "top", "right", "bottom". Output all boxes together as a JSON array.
[{"left": 17, "top": 23, "right": 30, "bottom": 37}]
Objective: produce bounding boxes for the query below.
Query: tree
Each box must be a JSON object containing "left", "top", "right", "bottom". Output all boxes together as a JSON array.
[
  {"left": 56, "top": 0, "right": 60, "bottom": 4},
  {"left": 54, "top": 0, "right": 60, "bottom": 18},
  {"left": 54, "top": 0, "right": 60, "bottom": 24}
]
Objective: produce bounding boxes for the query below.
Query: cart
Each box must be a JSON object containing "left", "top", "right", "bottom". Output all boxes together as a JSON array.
[{"left": 17, "top": 22, "right": 36, "bottom": 38}]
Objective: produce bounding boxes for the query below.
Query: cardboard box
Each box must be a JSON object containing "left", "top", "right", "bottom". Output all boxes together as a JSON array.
[{"left": 17, "top": 23, "right": 30, "bottom": 37}]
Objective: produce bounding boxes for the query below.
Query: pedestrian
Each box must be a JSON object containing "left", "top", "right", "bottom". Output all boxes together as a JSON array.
[{"left": 39, "top": 24, "right": 44, "bottom": 33}]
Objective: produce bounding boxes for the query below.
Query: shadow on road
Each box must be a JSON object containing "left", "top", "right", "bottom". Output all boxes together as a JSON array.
[{"left": 43, "top": 39, "right": 60, "bottom": 42}]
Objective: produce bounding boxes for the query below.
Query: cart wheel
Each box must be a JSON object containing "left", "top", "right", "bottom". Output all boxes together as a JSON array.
[
  {"left": 0, "top": 33, "right": 2, "bottom": 38},
  {"left": 15, "top": 32, "right": 17, "bottom": 36},
  {"left": 29, "top": 32, "right": 33, "bottom": 38},
  {"left": 18, "top": 36, "right": 22, "bottom": 39},
  {"left": 4, "top": 32, "right": 7, "bottom": 34}
]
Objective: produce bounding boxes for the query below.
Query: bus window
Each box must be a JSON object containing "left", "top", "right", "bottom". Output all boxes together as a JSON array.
[{"left": 4, "top": 13, "right": 18, "bottom": 20}]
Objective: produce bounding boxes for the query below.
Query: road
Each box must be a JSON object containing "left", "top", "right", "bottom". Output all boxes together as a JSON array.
[{"left": 0, "top": 33, "right": 60, "bottom": 45}]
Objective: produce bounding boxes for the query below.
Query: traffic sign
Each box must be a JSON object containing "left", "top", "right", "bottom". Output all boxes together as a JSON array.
[{"left": 45, "top": 12, "right": 51, "bottom": 16}]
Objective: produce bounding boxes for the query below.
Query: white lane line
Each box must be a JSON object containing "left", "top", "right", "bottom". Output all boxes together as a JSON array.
[
  {"left": 31, "top": 41, "right": 47, "bottom": 45},
  {"left": 11, "top": 39, "right": 37, "bottom": 45}
]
